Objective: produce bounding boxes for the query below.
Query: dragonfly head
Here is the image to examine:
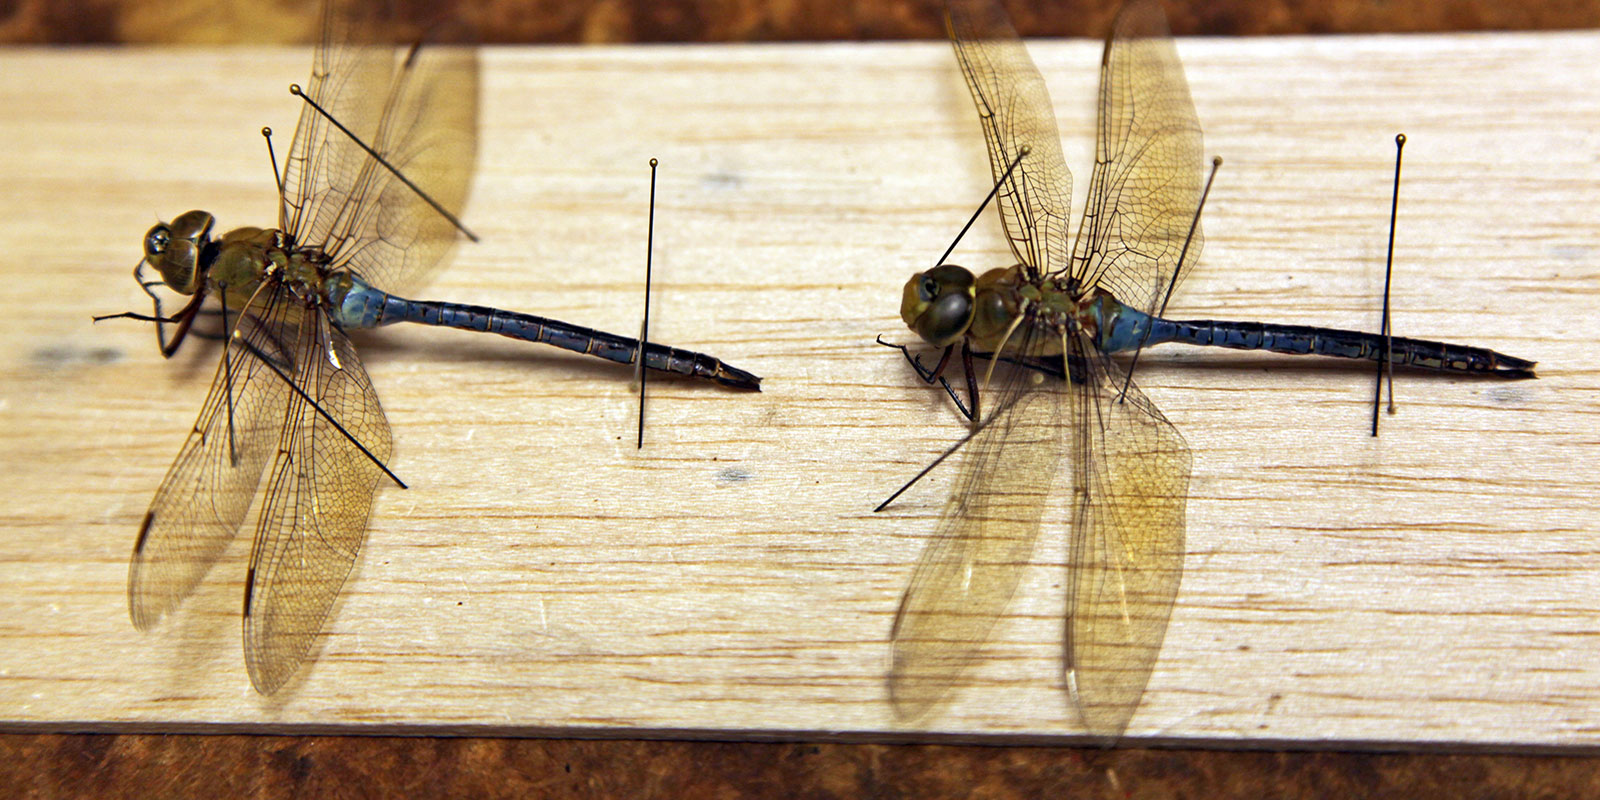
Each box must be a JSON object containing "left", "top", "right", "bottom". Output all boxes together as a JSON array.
[
  {"left": 901, "top": 263, "right": 975, "bottom": 348},
  {"left": 143, "top": 210, "right": 215, "bottom": 296}
]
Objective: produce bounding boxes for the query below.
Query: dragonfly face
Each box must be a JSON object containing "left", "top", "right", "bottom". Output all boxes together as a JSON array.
[
  {"left": 142, "top": 209, "right": 215, "bottom": 295},
  {"left": 900, "top": 263, "right": 977, "bottom": 348}
]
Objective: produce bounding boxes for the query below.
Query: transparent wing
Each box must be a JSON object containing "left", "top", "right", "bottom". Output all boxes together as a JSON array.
[
  {"left": 889, "top": 323, "right": 1190, "bottom": 735},
  {"left": 899, "top": 0, "right": 1194, "bottom": 735},
  {"left": 127, "top": 291, "right": 295, "bottom": 630},
  {"left": 889, "top": 325, "right": 1067, "bottom": 719},
  {"left": 241, "top": 315, "right": 392, "bottom": 695},
  {"left": 947, "top": 0, "right": 1072, "bottom": 281},
  {"left": 280, "top": 0, "right": 391, "bottom": 256},
  {"left": 1064, "top": 330, "right": 1190, "bottom": 739},
  {"left": 281, "top": 0, "right": 478, "bottom": 296},
  {"left": 1072, "top": 0, "right": 1205, "bottom": 316}
]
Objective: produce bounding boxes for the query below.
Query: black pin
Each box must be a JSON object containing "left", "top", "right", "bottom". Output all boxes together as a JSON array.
[
  {"left": 638, "top": 158, "right": 659, "bottom": 449},
  {"left": 1372, "top": 133, "right": 1405, "bottom": 436}
]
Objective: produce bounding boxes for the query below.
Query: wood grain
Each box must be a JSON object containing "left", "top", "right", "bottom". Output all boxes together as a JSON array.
[{"left": 0, "top": 34, "right": 1594, "bottom": 748}]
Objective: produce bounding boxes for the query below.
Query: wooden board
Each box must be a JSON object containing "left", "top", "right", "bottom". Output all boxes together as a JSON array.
[{"left": 0, "top": 34, "right": 1595, "bottom": 748}]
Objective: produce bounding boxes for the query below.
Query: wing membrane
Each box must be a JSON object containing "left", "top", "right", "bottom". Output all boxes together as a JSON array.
[
  {"left": 1072, "top": 0, "right": 1205, "bottom": 315},
  {"left": 1064, "top": 331, "right": 1190, "bottom": 738},
  {"left": 280, "top": 0, "right": 391, "bottom": 256},
  {"left": 947, "top": 0, "right": 1073, "bottom": 281},
  {"left": 280, "top": 0, "right": 478, "bottom": 296},
  {"left": 889, "top": 323, "right": 1190, "bottom": 735},
  {"left": 128, "top": 291, "right": 295, "bottom": 630},
  {"left": 896, "top": 0, "right": 1194, "bottom": 735},
  {"left": 242, "top": 321, "right": 391, "bottom": 695},
  {"left": 128, "top": 0, "right": 471, "bottom": 695},
  {"left": 889, "top": 326, "right": 1067, "bottom": 719}
]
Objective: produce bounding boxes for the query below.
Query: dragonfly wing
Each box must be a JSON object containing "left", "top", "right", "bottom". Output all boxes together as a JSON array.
[
  {"left": 281, "top": 0, "right": 478, "bottom": 296},
  {"left": 242, "top": 318, "right": 392, "bottom": 695},
  {"left": 1064, "top": 334, "right": 1190, "bottom": 738},
  {"left": 280, "top": 0, "right": 393, "bottom": 256},
  {"left": 947, "top": 0, "right": 1073, "bottom": 280},
  {"left": 889, "top": 329, "right": 1069, "bottom": 719},
  {"left": 1072, "top": 0, "right": 1205, "bottom": 316},
  {"left": 128, "top": 296, "right": 294, "bottom": 631}
]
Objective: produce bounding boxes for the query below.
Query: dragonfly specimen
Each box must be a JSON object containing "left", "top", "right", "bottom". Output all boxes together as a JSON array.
[
  {"left": 884, "top": 0, "right": 1535, "bottom": 738},
  {"left": 100, "top": 2, "right": 759, "bottom": 695}
]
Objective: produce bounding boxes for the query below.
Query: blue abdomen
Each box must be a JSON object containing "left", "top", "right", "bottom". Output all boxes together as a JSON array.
[{"left": 327, "top": 275, "right": 405, "bottom": 329}]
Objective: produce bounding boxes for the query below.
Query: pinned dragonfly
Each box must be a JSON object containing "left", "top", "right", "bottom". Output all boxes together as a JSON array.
[
  {"left": 99, "top": 1, "right": 758, "bottom": 695},
  {"left": 883, "top": 0, "right": 1534, "bottom": 738}
]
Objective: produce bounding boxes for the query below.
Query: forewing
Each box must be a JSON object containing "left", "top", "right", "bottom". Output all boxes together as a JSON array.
[
  {"left": 242, "top": 319, "right": 392, "bottom": 695},
  {"left": 281, "top": 0, "right": 478, "bottom": 296},
  {"left": 128, "top": 292, "right": 295, "bottom": 631},
  {"left": 947, "top": 0, "right": 1072, "bottom": 281},
  {"left": 280, "top": 0, "right": 393, "bottom": 257},
  {"left": 889, "top": 327, "right": 1069, "bottom": 719},
  {"left": 1064, "top": 333, "right": 1190, "bottom": 738},
  {"left": 1071, "top": 0, "right": 1204, "bottom": 315}
]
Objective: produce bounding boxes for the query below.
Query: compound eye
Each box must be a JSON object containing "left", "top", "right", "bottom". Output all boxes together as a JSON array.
[
  {"left": 900, "top": 263, "right": 978, "bottom": 347},
  {"left": 144, "top": 224, "right": 171, "bottom": 259},
  {"left": 168, "top": 209, "right": 214, "bottom": 241},
  {"left": 916, "top": 290, "right": 973, "bottom": 347},
  {"left": 142, "top": 221, "right": 201, "bottom": 294}
]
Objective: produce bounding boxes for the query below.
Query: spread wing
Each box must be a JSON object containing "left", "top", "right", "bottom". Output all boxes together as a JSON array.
[
  {"left": 1072, "top": 0, "right": 1205, "bottom": 315},
  {"left": 947, "top": 0, "right": 1073, "bottom": 282},
  {"left": 1063, "top": 328, "right": 1189, "bottom": 739},
  {"left": 128, "top": 292, "right": 294, "bottom": 631},
  {"left": 241, "top": 313, "right": 392, "bottom": 695},
  {"left": 889, "top": 322, "right": 1064, "bottom": 719},
  {"left": 279, "top": 0, "right": 478, "bottom": 296}
]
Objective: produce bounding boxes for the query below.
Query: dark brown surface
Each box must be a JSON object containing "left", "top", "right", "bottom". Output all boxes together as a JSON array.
[
  {"left": 7, "top": 734, "right": 1600, "bottom": 799},
  {"left": 8, "top": 0, "right": 1600, "bottom": 796},
  {"left": 1, "top": 0, "right": 1598, "bottom": 43}
]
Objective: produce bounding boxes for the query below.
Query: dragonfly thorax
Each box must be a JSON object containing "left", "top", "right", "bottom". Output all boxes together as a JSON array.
[
  {"left": 144, "top": 211, "right": 338, "bottom": 314},
  {"left": 901, "top": 262, "right": 1096, "bottom": 356},
  {"left": 974, "top": 267, "right": 1094, "bottom": 354},
  {"left": 901, "top": 263, "right": 1099, "bottom": 354}
]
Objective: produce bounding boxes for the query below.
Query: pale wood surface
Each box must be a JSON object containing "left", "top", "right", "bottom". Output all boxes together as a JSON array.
[{"left": 0, "top": 34, "right": 1595, "bottom": 748}]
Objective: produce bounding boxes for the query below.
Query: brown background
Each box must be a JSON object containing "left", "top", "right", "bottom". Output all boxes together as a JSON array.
[
  {"left": 3, "top": 0, "right": 1599, "bottom": 43},
  {"left": 5, "top": 0, "right": 1600, "bottom": 797}
]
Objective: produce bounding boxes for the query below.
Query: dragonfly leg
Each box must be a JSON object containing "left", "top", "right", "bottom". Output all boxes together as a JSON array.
[
  {"left": 876, "top": 334, "right": 950, "bottom": 382},
  {"left": 155, "top": 291, "right": 207, "bottom": 357},
  {"left": 131, "top": 259, "right": 199, "bottom": 357},
  {"left": 875, "top": 335, "right": 976, "bottom": 421},
  {"left": 92, "top": 288, "right": 207, "bottom": 358},
  {"left": 960, "top": 341, "right": 979, "bottom": 423}
]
